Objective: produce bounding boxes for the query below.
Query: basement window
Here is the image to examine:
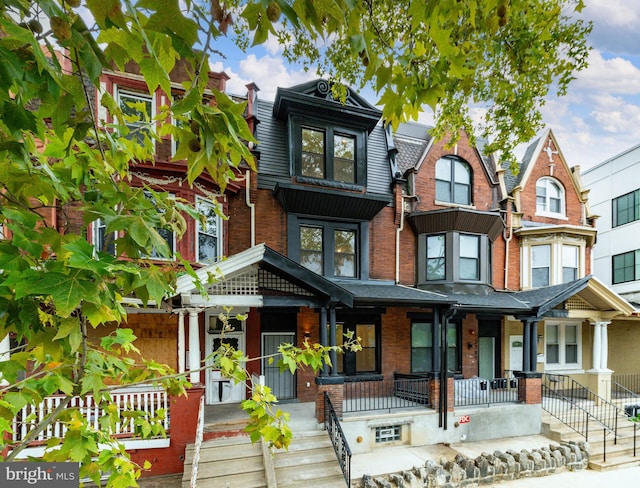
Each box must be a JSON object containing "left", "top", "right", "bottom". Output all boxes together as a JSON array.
[{"left": 375, "top": 425, "right": 401, "bottom": 443}]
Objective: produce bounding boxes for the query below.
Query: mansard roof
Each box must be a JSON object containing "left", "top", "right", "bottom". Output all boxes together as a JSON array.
[{"left": 272, "top": 79, "right": 381, "bottom": 132}]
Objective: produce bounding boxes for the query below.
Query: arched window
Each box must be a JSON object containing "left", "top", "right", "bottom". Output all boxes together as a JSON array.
[
  {"left": 435, "top": 157, "right": 472, "bottom": 205},
  {"left": 536, "top": 177, "right": 565, "bottom": 216}
]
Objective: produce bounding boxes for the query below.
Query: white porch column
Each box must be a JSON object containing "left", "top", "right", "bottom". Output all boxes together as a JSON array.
[
  {"left": 188, "top": 309, "right": 202, "bottom": 384},
  {"left": 177, "top": 310, "right": 186, "bottom": 374},
  {"left": 591, "top": 322, "right": 602, "bottom": 371},
  {"left": 0, "top": 334, "right": 10, "bottom": 386},
  {"left": 590, "top": 321, "right": 611, "bottom": 372},
  {"left": 600, "top": 321, "right": 610, "bottom": 371}
]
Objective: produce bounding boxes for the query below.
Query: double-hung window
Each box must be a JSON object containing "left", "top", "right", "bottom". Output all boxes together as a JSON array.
[
  {"left": 426, "top": 235, "right": 445, "bottom": 280},
  {"left": 411, "top": 322, "right": 433, "bottom": 373},
  {"left": 536, "top": 178, "right": 565, "bottom": 217},
  {"left": 459, "top": 234, "right": 480, "bottom": 280},
  {"left": 196, "top": 197, "right": 221, "bottom": 264},
  {"left": 299, "top": 221, "right": 358, "bottom": 278},
  {"left": 612, "top": 189, "right": 640, "bottom": 227},
  {"left": 531, "top": 245, "right": 551, "bottom": 288},
  {"left": 93, "top": 218, "right": 116, "bottom": 255},
  {"left": 435, "top": 157, "right": 472, "bottom": 205},
  {"left": 298, "top": 124, "right": 358, "bottom": 184},
  {"left": 562, "top": 245, "right": 578, "bottom": 283},
  {"left": 545, "top": 323, "right": 580, "bottom": 369},
  {"left": 612, "top": 249, "right": 640, "bottom": 284},
  {"left": 143, "top": 191, "right": 175, "bottom": 259},
  {"left": 117, "top": 89, "right": 154, "bottom": 144}
]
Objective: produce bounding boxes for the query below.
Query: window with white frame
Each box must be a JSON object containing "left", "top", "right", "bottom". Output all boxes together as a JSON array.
[
  {"left": 545, "top": 323, "right": 580, "bottom": 369},
  {"left": 536, "top": 177, "right": 565, "bottom": 217},
  {"left": 196, "top": 197, "right": 221, "bottom": 264},
  {"left": 531, "top": 245, "right": 551, "bottom": 288},
  {"left": 93, "top": 218, "right": 116, "bottom": 255},
  {"left": 117, "top": 88, "right": 155, "bottom": 144},
  {"left": 523, "top": 238, "right": 585, "bottom": 289},
  {"left": 142, "top": 191, "right": 175, "bottom": 259},
  {"left": 562, "top": 245, "right": 579, "bottom": 283}
]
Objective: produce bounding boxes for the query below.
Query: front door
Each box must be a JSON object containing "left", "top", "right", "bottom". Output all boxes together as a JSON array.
[
  {"left": 262, "top": 333, "right": 296, "bottom": 401},
  {"left": 205, "top": 331, "right": 246, "bottom": 405},
  {"left": 509, "top": 335, "right": 524, "bottom": 373},
  {"left": 478, "top": 337, "right": 495, "bottom": 379}
]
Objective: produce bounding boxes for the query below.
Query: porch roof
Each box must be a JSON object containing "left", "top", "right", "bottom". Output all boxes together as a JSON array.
[
  {"left": 174, "top": 244, "right": 353, "bottom": 308},
  {"left": 511, "top": 275, "right": 635, "bottom": 318},
  {"left": 336, "top": 281, "right": 454, "bottom": 306}
]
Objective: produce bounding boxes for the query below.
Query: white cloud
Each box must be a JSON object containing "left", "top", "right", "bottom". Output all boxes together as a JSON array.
[
  {"left": 574, "top": 51, "right": 640, "bottom": 94},
  {"left": 234, "top": 54, "right": 315, "bottom": 100}
]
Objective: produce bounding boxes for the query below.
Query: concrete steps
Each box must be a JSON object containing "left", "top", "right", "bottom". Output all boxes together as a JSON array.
[
  {"left": 183, "top": 429, "right": 346, "bottom": 487},
  {"left": 182, "top": 436, "right": 267, "bottom": 488},
  {"left": 274, "top": 430, "right": 346, "bottom": 488},
  {"left": 542, "top": 410, "right": 640, "bottom": 471}
]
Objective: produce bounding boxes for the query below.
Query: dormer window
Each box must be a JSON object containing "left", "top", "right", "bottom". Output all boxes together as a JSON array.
[
  {"left": 435, "top": 157, "right": 472, "bottom": 205},
  {"left": 536, "top": 177, "right": 565, "bottom": 217},
  {"left": 299, "top": 125, "right": 357, "bottom": 184}
]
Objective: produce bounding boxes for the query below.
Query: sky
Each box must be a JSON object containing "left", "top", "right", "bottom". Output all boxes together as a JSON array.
[{"left": 209, "top": 0, "right": 640, "bottom": 173}]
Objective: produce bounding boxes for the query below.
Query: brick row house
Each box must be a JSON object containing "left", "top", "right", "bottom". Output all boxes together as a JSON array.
[
  {"left": 4, "top": 67, "right": 635, "bottom": 475},
  {"left": 178, "top": 79, "right": 634, "bottom": 452}
]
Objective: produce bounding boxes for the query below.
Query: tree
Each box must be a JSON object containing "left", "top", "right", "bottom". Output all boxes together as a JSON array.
[{"left": 0, "top": 0, "right": 590, "bottom": 486}]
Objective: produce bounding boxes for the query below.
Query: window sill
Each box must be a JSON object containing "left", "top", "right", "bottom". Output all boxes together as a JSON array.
[
  {"left": 535, "top": 212, "right": 568, "bottom": 220},
  {"left": 295, "top": 176, "right": 364, "bottom": 192},
  {"left": 434, "top": 200, "right": 476, "bottom": 210}
]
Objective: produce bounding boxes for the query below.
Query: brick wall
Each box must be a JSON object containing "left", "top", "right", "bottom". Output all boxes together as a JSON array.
[{"left": 133, "top": 386, "right": 204, "bottom": 478}]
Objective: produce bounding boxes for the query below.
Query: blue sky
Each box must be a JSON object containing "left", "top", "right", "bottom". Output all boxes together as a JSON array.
[{"left": 210, "top": 0, "right": 640, "bottom": 172}]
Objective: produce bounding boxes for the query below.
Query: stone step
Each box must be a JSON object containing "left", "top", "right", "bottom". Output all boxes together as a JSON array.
[
  {"left": 283, "top": 432, "right": 334, "bottom": 452},
  {"left": 275, "top": 460, "right": 345, "bottom": 487},
  {"left": 181, "top": 469, "right": 267, "bottom": 488},
  {"left": 274, "top": 446, "right": 338, "bottom": 468},
  {"left": 184, "top": 437, "right": 260, "bottom": 464}
]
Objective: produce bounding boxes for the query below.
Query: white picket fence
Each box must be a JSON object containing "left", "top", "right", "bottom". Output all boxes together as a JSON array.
[{"left": 12, "top": 387, "right": 170, "bottom": 443}]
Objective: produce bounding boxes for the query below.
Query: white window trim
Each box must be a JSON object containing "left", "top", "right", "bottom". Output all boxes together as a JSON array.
[
  {"left": 195, "top": 196, "right": 222, "bottom": 265},
  {"left": 535, "top": 177, "right": 567, "bottom": 219},
  {"left": 92, "top": 218, "right": 117, "bottom": 255},
  {"left": 115, "top": 86, "right": 156, "bottom": 138},
  {"left": 520, "top": 236, "right": 586, "bottom": 289},
  {"left": 544, "top": 321, "right": 582, "bottom": 371},
  {"left": 142, "top": 191, "right": 176, "bottom": 261}
]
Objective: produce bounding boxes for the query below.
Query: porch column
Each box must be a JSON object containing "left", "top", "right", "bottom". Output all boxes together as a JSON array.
[
  {"left": 522, "top": 319, "right": 531, "bottom": 372},
  {"left": 188, "top": 309, "right": 201, "bottom": 384},
  {"left": 587, "top": 320, "right": 612, "bottom": 401},
  {"left": 0, "top": 334, "right": 9, "bottom": 386},
  {"left": 589, "top": 321, "right": 611, "bottom": 372},
  {"left": 520, "top": 318, "right": 538, "bottom": 373},
  {"left": 319, "top": 307, "right": 328, "bottom": 377},
  {"left": 177, "top": 310, "right": 186, "bottom": 374},
  {"left": 432, "top": 307, "right": 441, "bottom": 373},
  {"left": 329, "top": 306, "right": 338, "bottom": 376},
  {"left": 529, "top": 320, "right": 538, "bottom": 371}
]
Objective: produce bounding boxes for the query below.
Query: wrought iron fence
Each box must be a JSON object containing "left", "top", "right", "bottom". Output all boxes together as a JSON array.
[
  {"left": 324, "top": 392, "right": 351, "bottom": 487},
  {"left": 343, "top": 376, "right": 431, "bottom": 414},
  {"left": 454, "top": 377, "right": 519, "bottom": 407},
  {"left": 612, "top": 374, "right": 640, "bottom": 399}
]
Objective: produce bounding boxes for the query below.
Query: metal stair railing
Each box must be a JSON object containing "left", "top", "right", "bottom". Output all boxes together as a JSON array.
[
  {"left": 542, "top": 373, "right": 621, "bottom": 462},
  {"left": 324, "top": 392, "right": 351, "bottom": 487}
]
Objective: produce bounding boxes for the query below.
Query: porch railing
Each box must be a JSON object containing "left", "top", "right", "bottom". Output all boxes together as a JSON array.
[
  {"left": 343, "top": 375, "right": 431, "bottom": 414},
  {"left": 454, "top": 377, "right": 519, "bottom": 407},
  {"left": 11, "top": 387, "right": 169, "bottom": 444},
  {"left": 612, "top": 374, "right": 640, "bottom": 404},
  {"left": 542, "top": 373, "right": 619, "bottom": 460},
  {"left": 324, "top": 392, "right": 351, "bottom": 487}
]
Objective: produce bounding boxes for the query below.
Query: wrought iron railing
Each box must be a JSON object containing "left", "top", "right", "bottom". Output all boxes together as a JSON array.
[
  {"left": 343, "top": 375, "right": 431, "bottom": 414},
  {"left": 612, "top": 374, "right": 640, "bottom": 402},
  {"left": 454, "top": 377, "right": 519, "bottom": 407},
  {"left": 542, "top": 373, "right": 620, "bottom": 461},
  {"left": 324, "top": 392, "right": 351, "bottom": 487}
]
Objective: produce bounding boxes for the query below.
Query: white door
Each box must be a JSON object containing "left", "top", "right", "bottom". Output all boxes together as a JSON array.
[
  {"left": 205, "top": 332, "right": 246, "bottom": 405},
  {"left": 509, "top": 335, "right": 523, "bottom": 372}
]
